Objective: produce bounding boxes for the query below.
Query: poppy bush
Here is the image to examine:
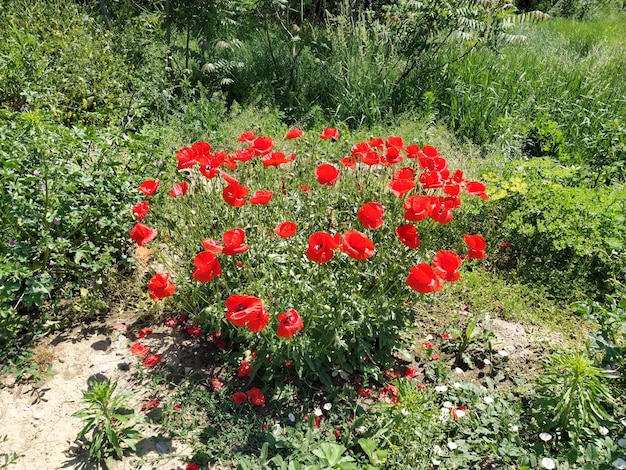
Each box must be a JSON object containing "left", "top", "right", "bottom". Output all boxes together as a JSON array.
[{"left": 133, "top": 129, "right": 488, "bottom": 382}]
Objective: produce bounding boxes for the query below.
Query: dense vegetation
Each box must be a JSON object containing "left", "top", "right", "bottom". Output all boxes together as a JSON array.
[{"left": 0, "top": 0, "right": 624, "bottom": 468}]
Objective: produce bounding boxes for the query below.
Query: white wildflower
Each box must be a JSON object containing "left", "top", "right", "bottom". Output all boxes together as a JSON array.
[
  {"left": 541, "top": 457, "right": 555, "bottom": 469},
  {"left": 539, "top": 432, "right": 552, "bottom": 442}
]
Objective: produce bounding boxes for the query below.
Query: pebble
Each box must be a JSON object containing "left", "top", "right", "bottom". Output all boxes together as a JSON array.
[{"left": 34, "top": 410, "right": 45, "bottom": 420}]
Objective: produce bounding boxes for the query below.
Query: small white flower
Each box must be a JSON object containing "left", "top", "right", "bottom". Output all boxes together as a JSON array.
[
  {"left": 273, "top": 423, "right": 282, "bottom": 434},
  {"left": 454, "top": 367, "right": 465, "bottom": 374},
  {"left": 539, "top": 432, "right": 552, "bottom": 442},
  {"left": 618, "top": 438, "right": 626, "bottom": 447},
  {"left": 401, "top": 408, "right": 409, "bottom": 417},
  {"left": 426, "top": 334, "right": 434, "bottom": 340},
  {"left": 498, "top": 350, "right": 509, "bottom": 358},
  {"left": 443, "top": 401, "right": 453, "bottom": 408},
  {"left": 447, "top": 441, "right": 458, "bottom": 450},
  {"left": 433, "top": 445, "right": 443, "bottom": 455},
  {"left": 599, "top": 426, "right": 609, "bottom": 436},
  {"left": 483, "top": 358, "right": 492, "bottom": 365},
  {"left": 613, "top": 458, "right": 626, "bottom": 470},
  {"left": 432, "top": 459, "right": 441, "bottom": 466},
  {"left": 454, "top": 409, "right": 466, "bottom": 419},
  {"left": 435, "top": 385, "right": 448, "bottom": 393},
  {"left": 323, "top": 402, "right": 332, "bottom": 411},
  {"left": 288, "top": 413, "right": 296, "bottom": 423},
  {"left": 453, "top": 382, "right": 462, "bottom": 389},
  {"left": 483, "top": 396, "right": 494, "bottom": 405},
  {"left": 510, "top": 425, "right": 519, "bottom": 432},
  {"left": 541, "top": 457, "right": 555, "bottom": 469},
  {"left": 356, "top": 425, "right": 366, "bottom": 435},
  {"left": 314, "top": 408, "right": 323, "bottom": 417}
]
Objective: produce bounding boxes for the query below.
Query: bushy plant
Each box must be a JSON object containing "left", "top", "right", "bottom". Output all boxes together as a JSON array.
[
  {"left": 73, "top": 379, "right": 142, "bottom": 465},
  {"left": 477, "top": 158, "right": 626, "bottom": 301},
  {"left": 130, "top": 125, "right": 489, "bottom": 382},
  {"left": 0, "top": 110, "right": 142, "bottom": 348}
]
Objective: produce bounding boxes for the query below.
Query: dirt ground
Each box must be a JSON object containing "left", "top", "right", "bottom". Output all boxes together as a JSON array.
[
  {"left": 0, "top": 315, "right": 195, "bottom": 470},
  {"left": 0, "top": 303, "right": 562, "bottom": 470}
]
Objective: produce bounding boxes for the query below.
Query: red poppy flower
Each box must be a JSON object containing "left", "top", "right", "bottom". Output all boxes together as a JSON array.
[
  {"left": 369, "top": 137, "right": 384, "bottom": 149},
  {"left": 186, "top": 463, "right": 200, "bottom": 470},
  {"left": 388, "top": 179, "right": 416, "bottom": 198},
  {"left": 277, "top": 308, "right": 304, "bottom": 338},
  {"left": 148, "top": 272, "right": 175, "bottom": 300},
  {"left": 247, "top": 387, "right": 265, "bottom": 406},
  {"left": 201, "top": 238, "right": 224, "bottom": 254},
  {"left": 140, "top": 399, "right": 161, "bottom": 411},
  {"left": 319, "top": 127, "right": 339, "bottom": 141},
  {"left": 357, "top": 202, "right": 385, "bottom": 230},
  {"left": 429, "top": 197, "right": 454, "bottom": 224},
  {"left": 340, "top": 230, "right": 375, "bottom": 260},
  {"left": 130, "top": 223, "right": 158, "bottom": 246},
  {"left": 138, "top": 179, "right": 160, "bottom": 196},
  {"left": 131, "top": 342, "right": 149, "bottom": 357},
  {"left": 222, "top": 182, "right": 249, "bottom": 207},
  {"left": 142, "top": 354, "right": 161, "bottom": 367},
  {"left": 464, "top": 234, "right": 486, "bottom": 259},
  {"left": 225, "top": 294, "right": 269, "bottom": 332},
  {"left": 262, "top": 151, "right": 291, "bottom": 167},
  {"left": 306, "top": 232, "right": 340, "bottom": 263},
  {"left": 137, "top": 327, "right": 153, "bottom": 338},
  {"left": 210, "top": 377, "right": 224, "bottom": 391},
  {"left": 238, "top": 359, "right": 253, "bottom": 377},
  {"left": 405, "top": 144, "right": 420, "bottom": 157},
  {"left": 392, "top": 167, "right": 416, "bottom": 181},
  {"left": 419, "top": 170, "right": 445, "bottom": 189},
  {"left": 170, "top": 181, "right": 189, "bottom": 197},
  {"left": 351, "top": 141, "right": 370, "bottom": 157},
  {"left": 232, "top": 391, "right": 247, "bottom": 405},
  {"left": 315, "top": 163, "right": 340, "bottom": 186},
  {"left": 384, "top": 147, "right": 403, "bottom": 166},
  {"left": 361, "top": 151, "right": 381, "bottom": 166},
  {"left": 432, "top": 250, "right": 462, "bottom": 282},
  {"left": 341, "top": 156, "right": 357, "bottom": 168},
  {"left": 300, "top": 184, "right": 310, "bottom": 192},
  {"left": 274, "top": 221, "right": 297, "bottom": 238},
  {"left": 396, "top": 224, "right": 420, "bottom": 249},
  {"left": 465, "top": 181, "right": 489, "bottom": 200},
  {"left": 450, "top": 405, "right": 467, "bottom": 421},
  {"left": 444, "top": 183, "right": 461, "bottom": 196},
  {"left": 233, "top": 147, "right": 255, "bottom": 163},
  {"left": 385, "top": 135, "right": 404, "bottom": 149},
  {"left": 193, "top": 251, "right": 222, "bottom": 282},
  {"left": 132, "top": 201, "right": 150, "bottom": 221},
  {"left": 222, "top": 228, "right": 249, "bottom": 255},
  {"left": 403, "top": 195, "right": 432, "bottom": 222},
  {"left": 406, "top": 264, "right": 443, "bottom": 293},
  {"left": 175, "top": 146, "right": 198, "bottom": 170},
  {"left": 237, "top": 130, "right": 256, "bottom": 143},
  {"left": 357, "top": 386, "right": 372, "bottom": 397},
  {"left": 405, "top": 367, "right": 419, "bottom": 378},
  {"left": 286, "top": 128, "right": 304, "bottom": 139},
  {"left": 246, "top": 308, "right": 270, "bottom": 333},
  {"left": 251, "top": 136, "right": 274, "bottom": 155},
  {"left": 249, "top": 190, "right": 273, "bottom": 205},
  {"left": 164, "top": 317, "right": 177, "bottom": 328},
  {"left": 225, "top": 295, "right": 264, "bottom": 327}
]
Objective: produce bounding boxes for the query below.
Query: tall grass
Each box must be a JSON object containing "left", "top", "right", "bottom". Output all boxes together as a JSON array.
[{"left": 427, "top": 14, "right": 626, "bottom": 183}]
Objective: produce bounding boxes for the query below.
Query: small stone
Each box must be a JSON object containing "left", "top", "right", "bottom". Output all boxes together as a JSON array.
[{"left": 34, "top": 410, "right": 45, "bottom": 420}]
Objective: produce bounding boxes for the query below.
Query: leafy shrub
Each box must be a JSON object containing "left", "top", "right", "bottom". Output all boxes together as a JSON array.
[
  {"left": 0, "top": 111, "right": 141, "bottom": 348},
  {"left": 133, "top": 126, "right": 489, "bottom": 382},
  {"left": 0, "top": 0, "right": 169, "bottom": 127},
  {"left": 479, "top": 158, "right": 626, "bottom": 301}
]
